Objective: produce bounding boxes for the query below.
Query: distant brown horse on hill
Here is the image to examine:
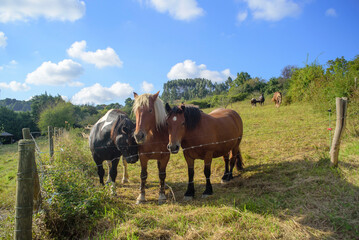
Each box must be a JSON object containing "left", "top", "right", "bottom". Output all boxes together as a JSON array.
[
  {"left": 133, "top": 91, "right": 170, "bottom": 204},
  {"left": 272, "top": 92, "right": 282, "bottom": 107},
  {"left": 165, "top": 104, "right": 244, "bottom": 199}
]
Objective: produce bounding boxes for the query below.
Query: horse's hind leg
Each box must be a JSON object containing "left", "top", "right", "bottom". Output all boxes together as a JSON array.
[
  {"left": 105, "top": 160, "right": 112, "bottom": 184},
  {"left": 221, "top": 154, "right": 231, "bottom": 183},
  {"left": 157, "top": 156, "right": 170, "bottom": 204},
  {"left": 122, "top": 157, "right": 129, "bottom": 183}
]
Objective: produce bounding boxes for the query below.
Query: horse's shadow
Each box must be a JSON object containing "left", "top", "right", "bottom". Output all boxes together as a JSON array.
[{"left": 162, "top": 157, "right": 359, "bottom": 239}]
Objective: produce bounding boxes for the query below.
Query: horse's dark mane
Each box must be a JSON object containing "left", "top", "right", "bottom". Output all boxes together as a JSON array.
[
  {"left": 171, "top": 105, "right": 202, "bottom": 130},
  {"left": 110, "top": 113, "right": 131, "bottom": 141}
]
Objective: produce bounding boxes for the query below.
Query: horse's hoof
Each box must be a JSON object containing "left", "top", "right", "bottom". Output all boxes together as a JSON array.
[
  {"left": 136, "top": 199, "right": 146, "bottom": 204},
  {"left": 183, "top": 196, "right": 194, "bottom": 201},
  {"left": 221, "top": 179, "right": 230, "bottom": 184},
  {"left": 136, "top": 194, "right": 146, "bottom": 204}
]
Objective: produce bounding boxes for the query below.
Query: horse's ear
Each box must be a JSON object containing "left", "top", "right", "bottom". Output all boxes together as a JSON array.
[
  {"left": 133, "top": 92, "right": 138, "bottom": 99},
  {"left": 165, "top": 103, "right": 172, "bottom": 114},
  {"left": 121, "top": 126, "right": 130, "bottom": 135},
  {"left": 152, "top": 91, "right": 160, "bottom": 101}
]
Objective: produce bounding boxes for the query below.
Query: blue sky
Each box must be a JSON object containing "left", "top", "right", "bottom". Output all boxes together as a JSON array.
[{"left": 0, "top": 0, "right": 358, "bottom": 105}]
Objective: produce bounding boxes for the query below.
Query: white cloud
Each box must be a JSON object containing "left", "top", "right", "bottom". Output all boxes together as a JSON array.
[
  {"left": 141, "top": 81, "right": 154, "bottom": 93},
  {"left": 9, "top": 60, "right": 17, "bottom": 65},
  {"left": 243, "top": 0, "right": 301, "bottom": 21},
  {"left": 25, "top": 59, "right": 84, "bottom": 86},
  {"left": 325, "top": 8, "right": 337, "bottom": 17},
  {"left": 145, "top": 0, "right": 204, "bottom": 21},
  {"left": 61, "top": 95, "right": 69, "bottom": 101},
  {"left": 0, "top": 81, "right": 30, "bottom": 91},
  {"left": 71, "top": 82, "right": 134, "bottom": 105},
  {"left": 237, "top": 10, "right": 248, "bottom": 23},
  {"left": 0, "top": 32, "right": 7, "bottom": 48},
  {"left": 67, "top": 40, "right": 123, "bottom": 68},
  {"left": 167, "top": 60, "right": 233, "bottom": 83},
  {"left": 0, "top": 0, "right": 85, "bottom": 23}
]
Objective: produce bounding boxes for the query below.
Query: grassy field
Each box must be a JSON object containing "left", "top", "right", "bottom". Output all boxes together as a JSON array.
[{"left": 0, "top": 100, "right": 358, "bottom": 239}]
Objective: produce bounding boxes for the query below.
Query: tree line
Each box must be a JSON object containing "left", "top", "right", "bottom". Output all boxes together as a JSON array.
[{"left": 1, "top": 55, "right": 358, "bottom": 142}]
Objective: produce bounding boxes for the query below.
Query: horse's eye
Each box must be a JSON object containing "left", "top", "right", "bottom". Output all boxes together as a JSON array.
[
  {"left": 149, "top": 109, "right": 153, "bottom": 113},
  {"left": 182, "top": 122, "right": 185, "bottom": 126}
]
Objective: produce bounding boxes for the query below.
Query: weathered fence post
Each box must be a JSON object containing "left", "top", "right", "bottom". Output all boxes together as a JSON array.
[
  {"left": 54, "top": 127, "right": 58, "bottom": 138},
  {"left": 22, "top": 128, "right": 42, "bottom": 212},
  {"left": 15, "top": 139, "right": 35, "bottom": 240},
  {"left": 48, "top": 126, "right": 54, "bottom": 160},
  {"left": 330, "top": 97, "right": 348, "bottom": 167}
]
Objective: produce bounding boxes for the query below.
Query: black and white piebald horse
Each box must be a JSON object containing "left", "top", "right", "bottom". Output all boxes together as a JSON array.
[{"left": 89, "top": 109, "right": 139, "bottom": 192}]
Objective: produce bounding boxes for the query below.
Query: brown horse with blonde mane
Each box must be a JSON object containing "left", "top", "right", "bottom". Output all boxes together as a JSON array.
[
  {"left": 272, "top": 91, "right": 282, "bottom": 107},
  {"left": 165, "top": 104, "right": 244, "bottom": 199},
  {"left": 133, "top": 91, "right": 170, "bottom": 204}
]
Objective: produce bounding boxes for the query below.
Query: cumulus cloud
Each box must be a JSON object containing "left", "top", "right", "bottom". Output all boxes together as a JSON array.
[
  {"left": 71, "top": 82, "right": 134, "bottom": 105},
  {"left": 67, "top": 40, "right": 123, "bottom": 68},
  {"left": 0, "top": 0, "right": 85, "bottom": 23},
  {"left": 143, "top": 0, "right": 204, "bottom": 21},
  {"left": 167, "top": 60, "right": 233, "bottom": 83},
  {"left": 141, "top": 81, "right": 154, "bottom": 93},
  {"left": 242, "top": 0, "right": 301, "bottom": 22},
  {"left": 325, "top": 8, "right": 337, "bottom": 17},
  {"left": 25, "top": 59, "right": 84, "bottom": 86},
  {"left": 0, "top": 81, "right": 30, "bottom": 91},
  {"left": 0, "top": 32, "right": 7, "bottom": 48}
]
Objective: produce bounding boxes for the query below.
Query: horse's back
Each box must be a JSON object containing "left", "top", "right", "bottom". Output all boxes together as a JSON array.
[{"left": 207, "top": 108, "right": 243, "bottom": 137}]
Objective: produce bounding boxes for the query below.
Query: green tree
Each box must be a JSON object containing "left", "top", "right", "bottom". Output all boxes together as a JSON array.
[
  {"left": 38, "top": 102, "right": 76, "bottom": 132},
  {"left": 31, "top": 93, "right": 64, "bottom": 123}
]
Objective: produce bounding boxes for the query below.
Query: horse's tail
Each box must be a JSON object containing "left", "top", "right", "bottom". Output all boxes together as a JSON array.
[{"left": 236, "top": 148, "right": 244, "bottom": 171}]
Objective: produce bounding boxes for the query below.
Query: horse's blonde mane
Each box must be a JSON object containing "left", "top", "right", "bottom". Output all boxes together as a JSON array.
[{"left": 133, "top": 93, "right": 166, "bottom": 129}]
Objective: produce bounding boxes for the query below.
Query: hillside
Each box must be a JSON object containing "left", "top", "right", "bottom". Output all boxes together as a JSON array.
[
  {"left": 0, "top": 98, "right": 31, "bottom": 112},
  {"left": 1, "top": 100, "right": 358, "bottom": 239}
]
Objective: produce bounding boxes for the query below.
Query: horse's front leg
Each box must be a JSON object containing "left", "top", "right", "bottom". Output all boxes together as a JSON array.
[
  {"left": 157, "top": 155, "right": 170, "bottom": 204},
  {"left": 122, "top": 157, "right": 129, "bottom": 183},
  {"left": 109, "top": 158, "right": 120, "bottom": 195},
  {"left": 136, "top": 157, "right": 148, "bottom": 204},
  {"left": 202, "top": 152, "right": 213, "bottom": 197},
  {"left": 184, "top": 153, "right": 195, "bottom": 200},
  {"left": 221, "top": 154, "right": 231, "bottom": 183}
]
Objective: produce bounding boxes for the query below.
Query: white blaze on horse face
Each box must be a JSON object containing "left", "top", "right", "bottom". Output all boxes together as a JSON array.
[{"left": 173, "top": 116, "right": 177, "bottom": 122}]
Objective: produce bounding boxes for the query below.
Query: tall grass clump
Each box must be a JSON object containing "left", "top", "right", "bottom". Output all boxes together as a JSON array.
[{"left": 34, "top": 129, "right": 127, "bottom": 239}]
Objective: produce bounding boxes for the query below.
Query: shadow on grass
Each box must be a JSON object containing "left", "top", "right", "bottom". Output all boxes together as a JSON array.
[{"left": 165, "top": 157, "right": 359, "bottom": 239}]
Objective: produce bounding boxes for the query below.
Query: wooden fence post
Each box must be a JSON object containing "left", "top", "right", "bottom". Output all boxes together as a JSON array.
[
  {"left": 330, "top": 97, "right": 348, "bottom": 167},
  {"left": 22, "top": 128, "right": 42, "bottom": 212},
  {"left": 15, "top": 139, "right": 35, "bottom": 240},
  {"left": 48, "top": 126, "right": 54, "bottom": 160}
]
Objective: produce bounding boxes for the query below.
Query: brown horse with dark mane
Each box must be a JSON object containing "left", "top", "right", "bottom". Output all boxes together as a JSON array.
[
  {"left": 165, "top": 104, "right": 244, "bottom": 199},
  {"left": 272, "top": 91, "right": 282, "bottom": 107},
  {"left": 133, "top": 91, "right": 170, "bottom": 204}
]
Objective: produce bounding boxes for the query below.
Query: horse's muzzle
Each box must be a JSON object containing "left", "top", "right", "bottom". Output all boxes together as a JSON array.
[
  {"left": 134, "top": 131, "right": 146, "bottom": 144},
  {"left": 167, "top": 143, "right": 180, "bottom": 154}
]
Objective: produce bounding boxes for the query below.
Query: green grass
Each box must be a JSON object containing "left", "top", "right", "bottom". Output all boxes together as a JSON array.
[{"left": 1, "top": 100, "right": 358, "bottom": 239}]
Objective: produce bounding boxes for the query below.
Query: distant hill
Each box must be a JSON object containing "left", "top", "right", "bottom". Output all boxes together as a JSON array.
[{"left": 0, "top": 98, "right": 32, "bottom": 112}]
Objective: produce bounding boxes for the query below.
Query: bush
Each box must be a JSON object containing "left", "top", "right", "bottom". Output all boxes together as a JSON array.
[
  {"left": 35, "top": 130, "right": 127, "bottom": 239},
  {"left": 38, "top": 102, "right": 76, "bottom": 132}
]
